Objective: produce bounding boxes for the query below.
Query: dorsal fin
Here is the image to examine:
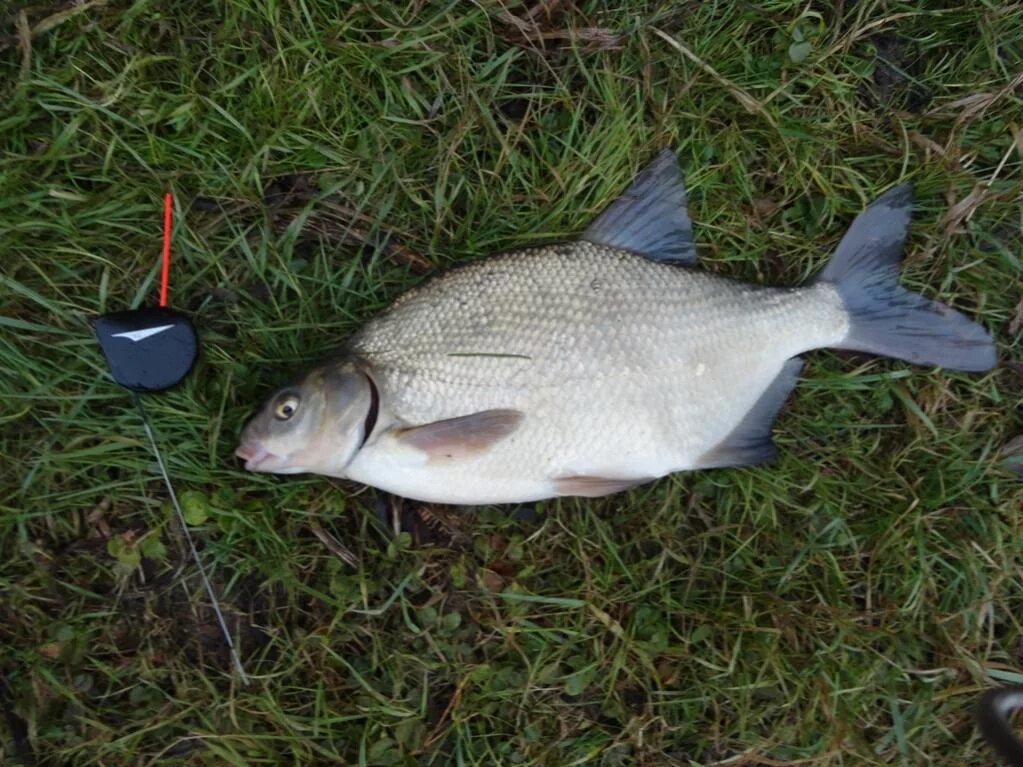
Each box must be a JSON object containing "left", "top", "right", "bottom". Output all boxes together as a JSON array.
[
  {"left": 581, "top": 148, "right": 696, "bottom": 265},
  {"left": 695, "top": 357, "right": 803, "bottom": 469}
]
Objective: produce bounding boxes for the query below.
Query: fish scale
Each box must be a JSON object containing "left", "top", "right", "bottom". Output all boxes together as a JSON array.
[
  {"left": 349, "top": 243, "right": 842, "bottom": 418},
  {"left": 237, "top": 150, "right": 995, "bottom": 505}
]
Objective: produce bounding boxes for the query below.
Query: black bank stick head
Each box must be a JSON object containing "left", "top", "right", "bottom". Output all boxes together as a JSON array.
[{"left": 94, "top": 306, "right": 198, "bottom": 393}]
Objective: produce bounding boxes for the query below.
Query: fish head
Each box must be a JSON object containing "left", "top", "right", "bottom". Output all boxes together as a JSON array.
[{"left": 235, "top": 361, "right": 375, "bottom": 476}]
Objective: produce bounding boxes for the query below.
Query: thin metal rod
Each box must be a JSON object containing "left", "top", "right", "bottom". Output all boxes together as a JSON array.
[{"left": 133, "top": 393, "right": 250, "bottom": 685}]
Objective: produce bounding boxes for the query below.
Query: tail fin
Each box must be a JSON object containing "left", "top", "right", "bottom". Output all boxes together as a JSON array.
[{"left": 816, "top": 183, "right": 996, "bottom": 372}]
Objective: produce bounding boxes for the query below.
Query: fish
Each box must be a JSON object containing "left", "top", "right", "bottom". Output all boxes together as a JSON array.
[{"left": 236, "top": 149, "right": 996, "bottom": 505}]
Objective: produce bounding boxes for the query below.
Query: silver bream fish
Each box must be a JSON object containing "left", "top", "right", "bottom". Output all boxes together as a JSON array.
[{"left": 236, "top": 150, "right": 996, "bottom": 504}]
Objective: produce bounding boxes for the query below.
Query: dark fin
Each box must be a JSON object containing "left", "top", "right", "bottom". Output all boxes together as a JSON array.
[
  {"left": 581, "top": 148, "right": 696, "bottom": 264},
  {"left": 696, "top": 358, "right": 803, "bottom": 469},
  {"left": 396, "top": 409, "right": 523, "bottom": 461},
  {"left": 552, "top": 475, "right": 654, "bottom": 498},
  {"left": 817, "top": 183, "right": 996, "bottom": 372}
]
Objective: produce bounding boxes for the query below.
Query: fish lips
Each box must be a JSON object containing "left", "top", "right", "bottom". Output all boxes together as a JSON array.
[
  {"left": 235, "top": 441, "right": 278, "bottom": 472},
  {"left": 235, "top": 442, "right": 311, "bottom": 474}
]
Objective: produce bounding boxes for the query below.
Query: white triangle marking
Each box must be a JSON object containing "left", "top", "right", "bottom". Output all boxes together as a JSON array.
[{"left": 111, "top": 324, "right": 175, "bottom": 343}]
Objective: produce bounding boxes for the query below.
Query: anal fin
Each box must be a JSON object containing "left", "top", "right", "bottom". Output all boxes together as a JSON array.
[
  {"left": 553, "top": 474, "right": 655, "bottom": 498},
  {"left": 695, "top": 358, "right": 803, "bottom": 469},
  {"left": 395, "top": 409, "right": 523, "bottom": 462}
]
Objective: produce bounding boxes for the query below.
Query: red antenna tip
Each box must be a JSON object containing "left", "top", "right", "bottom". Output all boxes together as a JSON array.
[{"left": 159, "top": 192, "right": 173, "bottom": 307}]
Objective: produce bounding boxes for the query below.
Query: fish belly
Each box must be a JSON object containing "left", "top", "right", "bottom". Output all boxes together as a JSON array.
[{"left": 345, "top": 246, "right": 847, "bottom": 504}]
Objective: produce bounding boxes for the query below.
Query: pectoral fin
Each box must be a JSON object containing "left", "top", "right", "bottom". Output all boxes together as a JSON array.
[
  {"left": 553, "top": 474, "right": 655, "bottom": 498},
  {"left": 395, "top": 409, "right": 524, "bottom": 461}
]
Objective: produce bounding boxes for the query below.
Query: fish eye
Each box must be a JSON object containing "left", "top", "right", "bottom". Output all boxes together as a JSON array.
[{"left": 274, "top": 393, "right": 300, "bottom": 421}]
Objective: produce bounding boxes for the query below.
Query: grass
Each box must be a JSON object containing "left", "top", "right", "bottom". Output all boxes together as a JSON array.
[{"left": 1, "top": 0, "right": 1022, "bottom": 764}]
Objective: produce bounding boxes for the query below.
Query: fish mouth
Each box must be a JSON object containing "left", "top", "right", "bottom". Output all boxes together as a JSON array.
[{"left": 235, "top": 441, "right": 277, "bottom": 471}]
